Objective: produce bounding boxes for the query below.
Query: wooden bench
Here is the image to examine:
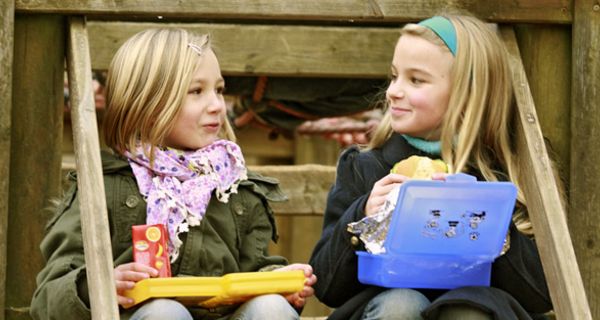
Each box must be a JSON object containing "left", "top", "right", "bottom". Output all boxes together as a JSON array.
[{"left": 4, "top": 1, "right": 599, "bottom": 319}]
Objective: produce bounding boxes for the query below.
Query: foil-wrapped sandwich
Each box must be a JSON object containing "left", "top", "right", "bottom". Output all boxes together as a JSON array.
[{"left": 348, "top": 156, "right": 448, "bottom": 254}]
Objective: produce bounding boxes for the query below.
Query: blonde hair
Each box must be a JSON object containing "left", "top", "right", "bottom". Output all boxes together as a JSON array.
[
  {"left": 103, "top": 28, "right": 236, "bottom": 160},
  {"left": 369, "top": 15, "right": 534, "bottom": 234}
]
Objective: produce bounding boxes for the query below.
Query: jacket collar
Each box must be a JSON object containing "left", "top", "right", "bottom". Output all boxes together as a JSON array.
[{"left": 380, "top": 133, "right": 432, "bottom": 167}]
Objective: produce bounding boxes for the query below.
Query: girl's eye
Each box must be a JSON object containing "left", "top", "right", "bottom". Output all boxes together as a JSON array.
[
  {"left": 216, "top": 86, "right": 225, "bottom": 95},
  {"left": 189, "top": 88, "right": 202, "bottom": 95},
  {"left": 389, "top": 74, "right": 398, "bottom": 82},
  {"left": 411, "top": 77, "right": 424, "bottom": 85}
]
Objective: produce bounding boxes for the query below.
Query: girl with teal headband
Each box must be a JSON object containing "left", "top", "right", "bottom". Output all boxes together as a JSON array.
[{"left": 310, "top": 14, "right": 554, "bottom": 320}]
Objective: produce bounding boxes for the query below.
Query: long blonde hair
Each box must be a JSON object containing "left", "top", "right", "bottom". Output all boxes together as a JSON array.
[
  {"left": 369, "top": 15, "right": 533, "bottom": 234},
  {"left": 103, "top": 28, "right": 236, "bottom": 159}
]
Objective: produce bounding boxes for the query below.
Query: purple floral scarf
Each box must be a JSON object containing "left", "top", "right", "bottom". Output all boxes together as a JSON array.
[{"left": 126, "top": 140, "right": 248, "bottom": 262}]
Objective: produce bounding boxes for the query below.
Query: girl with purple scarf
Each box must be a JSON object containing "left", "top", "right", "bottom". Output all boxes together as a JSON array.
[{"left": 30, "top": 28, "right": 316, "bottom": 320}]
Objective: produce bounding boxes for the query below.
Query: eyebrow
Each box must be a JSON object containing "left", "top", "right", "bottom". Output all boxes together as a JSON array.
[
  {"left": 391, "top": 64, "right": 433, "bottom": 78},
  {"left": 189, "top": 77, "right": 225, "bottom": 85}
]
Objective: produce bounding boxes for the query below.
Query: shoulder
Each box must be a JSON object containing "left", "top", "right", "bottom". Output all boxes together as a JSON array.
[
  {"left": 239, "top": 170, "right": 287, "bottom": 203},
  {"left": 336, "top": 145, "right": 387, "bottom": 183}
]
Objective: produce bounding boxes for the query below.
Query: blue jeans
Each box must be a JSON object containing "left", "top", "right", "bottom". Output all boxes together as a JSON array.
[
  {"left": 225, "top": 294, "right": 299, "bottom": 320},
  {"left": 126, "top": 294, "right": 298, "bottom": 320},
  {"left": 362, "top": 288, "right": 430, "bottom": 320},
  {"left": 128, "top": 299, "right": 193, "bottom": 320}
]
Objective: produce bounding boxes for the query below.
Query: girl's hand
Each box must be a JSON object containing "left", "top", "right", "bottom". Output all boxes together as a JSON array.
[
  {"left": 431, "top": 172, "right": 448, "bottom": 181},
  {"left": 365, "top": 173, "right": 408, "bottom": 216},
  {"left": 275, "top": 263, "right": 317, "bottom": 309},
  {"left": 114, "top": 262, "right": 158, "bottom": 307}
]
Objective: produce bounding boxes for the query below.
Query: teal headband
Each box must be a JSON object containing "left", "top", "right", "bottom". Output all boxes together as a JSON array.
[{"left": 418, "top": 16, "right": 457, "bottom": 56}]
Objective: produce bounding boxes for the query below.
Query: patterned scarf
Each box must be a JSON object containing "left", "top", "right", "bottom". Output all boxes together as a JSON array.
[{"left": 126, "top": 140, "right": 248, "bottom": 262}]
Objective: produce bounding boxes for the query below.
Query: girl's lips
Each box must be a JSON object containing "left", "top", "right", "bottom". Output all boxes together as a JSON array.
[
  {"left": 203, "top": 123, "right": 220, "bottom": 132},
  {"left": 390, "top": 107, "right": 411, "bottom": 116}
]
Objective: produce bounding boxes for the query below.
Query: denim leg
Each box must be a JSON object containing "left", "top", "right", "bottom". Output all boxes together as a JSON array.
[
  {"left": 228, "top": 294, "right": 299, "bottom": 320},
  {"left": 435, "top": 305, "right": 493, "bottom": 320},
  {"left": 127, "top": 299, "right": 193, "bottom": 320},
  {"left": 362, "top": 288, "right": 431, "bottom": 320}
]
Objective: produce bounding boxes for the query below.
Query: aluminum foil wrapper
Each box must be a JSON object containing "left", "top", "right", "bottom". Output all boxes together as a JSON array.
[{"left": 347, "top": 186, "right": 400, "bottom": 254}]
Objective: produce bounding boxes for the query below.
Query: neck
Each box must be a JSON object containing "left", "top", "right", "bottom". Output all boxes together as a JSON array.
[{"left": 401, "top": 134, "right": 441, "bottom": 155}]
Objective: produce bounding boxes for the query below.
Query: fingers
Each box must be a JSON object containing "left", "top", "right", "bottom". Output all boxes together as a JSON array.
[
  {"left": 431, "top": 172, "right": 448, "bottom": 181},
  {"left": 115, "top": 262, "right": 159, "bottom": 276},
  {"left": 117, "top": 294, "right": 135, "bottom": 308},
  {"left": 366, "top": 173, "right": 407, "bottom": 216},
  {"left": 114, "top": 262, "right": 157, "bottom": 308}
]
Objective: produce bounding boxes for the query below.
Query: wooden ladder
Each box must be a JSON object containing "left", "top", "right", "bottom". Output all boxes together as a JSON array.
[{"left": 66, "top": 17, "right": 591, "bottom": 320}]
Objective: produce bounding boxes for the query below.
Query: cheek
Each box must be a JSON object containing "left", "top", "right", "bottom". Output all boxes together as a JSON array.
[{"left": 407, "top": 90, "right": 431, "bottom": 110}]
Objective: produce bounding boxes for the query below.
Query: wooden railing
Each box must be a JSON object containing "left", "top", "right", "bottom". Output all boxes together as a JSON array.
[{"left": 3, "top": 1, "right": 600, "bottom": 319}]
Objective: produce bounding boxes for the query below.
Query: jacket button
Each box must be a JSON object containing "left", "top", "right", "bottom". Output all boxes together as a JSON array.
[
  {"left": 233, "top": 203, "right": 244, "bottom": 215},
  {"left": 350, "top": 236, "right": 360, "bottom": 246},
  {"left": 125, "top": 195, "right": 140, "bottom": 208}
]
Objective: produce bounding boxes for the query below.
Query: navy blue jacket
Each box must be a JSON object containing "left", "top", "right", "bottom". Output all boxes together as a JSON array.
[{"left": 309, "top": 133, "right": 552, "bottom": 320}]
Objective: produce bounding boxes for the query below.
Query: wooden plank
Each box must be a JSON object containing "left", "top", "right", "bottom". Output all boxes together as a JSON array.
[
  {"left": 67, "top": 16, "right": 119, "bottom": 319},
  {"left": 249, "top": 165, "right": 335, "bottom": 215},
  {"left": 15, "top": 0, "right": 572, "bottom": 23},
  {"left": 236, "top": 126, "right": 295, "bottom": 162},
  {"left": 500, "top": 26, "right": 592, "bottom": 320},
  {"left": 87, "top": 21, "right": 398, "bottom": 78},
  {"left": 0, "top": 2, "right": 14, "bottom": 319},
  {"left": 514, "top": 25, "right": 571, "bottom": 184},
  {"left": 294, "top": 133, "right": 341, "bottom": 166},
  {"left": 571, "top": 0, "right": 600, "bottom": 317},
  {"left": 8, "top": 15, "right": 64, "bottom": 319}
]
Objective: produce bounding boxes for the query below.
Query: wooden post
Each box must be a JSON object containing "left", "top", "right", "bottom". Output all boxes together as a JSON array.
[
  {"left": 514, "top": 25, "right": 571, "bottom": 185},
  {"left": 571, "top": 0, "right": 600, "bottom": 317},
  {"left": 8, "top": 15, "right": 64, "bottom": 319},
  {"left": 501, "top": 26, "right": 592, "bottom": 319},
  {"left": 0, "top": 2, "right": 14, "bottom": 319},
  {"left": 67, "top": 16, "right": 119, "bottom": 319}
]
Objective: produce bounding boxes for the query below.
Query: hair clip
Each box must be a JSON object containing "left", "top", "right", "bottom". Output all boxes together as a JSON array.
[{"left": 188, "top": 43, "right": 205, "bottom": 56}]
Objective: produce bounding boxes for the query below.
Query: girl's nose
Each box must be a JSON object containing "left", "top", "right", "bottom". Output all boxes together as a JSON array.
[
  {"left": 386, "top": 81, "right": 405, "bottom": 100},
  {"left": 206, "top": 94, "right": 225, "bottom": 113}
]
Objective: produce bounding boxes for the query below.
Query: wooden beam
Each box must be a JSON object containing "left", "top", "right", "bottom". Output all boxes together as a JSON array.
[
  {"left": 8, "top": 14, "right": 64, "bottom": 318},
  {"left": 0, "top": 2, "right": 14, "bottom": 319},
  {"left": 500, "top": 26, "right": 592, "bottom": 319},
  {"left": 15, "top": 0, "right": 572, "bottom": 24},
  {"left": 571, "top": 0, "right": 600, "bottom": 317},
  {"left": 67, "top": 17, "right": 119, "bottom": 319},
  {"left": 88, "top": 21, "right": 398, "bottom": 78},
  {"left": 514, "top": 25, "right": 571, "bottom": 185},
  {"left": 249, "top": 165, "right": 335, "bottom": 216}
]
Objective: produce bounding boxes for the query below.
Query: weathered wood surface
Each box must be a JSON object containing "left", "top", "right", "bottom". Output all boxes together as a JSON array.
[
  {"left": 0, "top": 2, "right": 14, "bottom": 320},
  {"left": 15, "top": 0, "right": 572, "bottom": 23},
  {"left": 87, "top": 21, "right": 398, "bottom": 77},
  {"left": 250, "top": 165, "right": 335, "bottom": 216},
  {"left": 571, "top": 0, "right": 600, "bottom": 318},
  {"left": 67, "top": 17, "right": 119, "bottom": 319},
  {"left": 514, "top": 25, "right": 571, "bottom": 184},
  {"left": 500, "top": 26, "right": 592, "bottom": 320},
  {"left": 8, "top": 15, "right": 64, "bottom": 320}
]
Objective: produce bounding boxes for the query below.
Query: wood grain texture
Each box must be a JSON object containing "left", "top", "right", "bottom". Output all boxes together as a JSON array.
[
  {"left": 8, "top": 15, "right": 64, "bottom": 320},
  {"left": 87, "top": 21, "right": 398, "bottom": 77},
  {"left": 500, "top": 26, "right": 592, "bottom": 320},
  {"left": 67, "top": 16, "right": 119, "bottom": 319},
  {"left": 0, "top": 2, "right": 14, "bottom": 319},
  {"left": 15, "top": 0, "right": 572, "bottom": 23},
  {"left": 571, "top": 0, "right": 600, "bottom": 318},
  {"left": 250, "top": 165, "right": 335, "bottom": 216},
  {"left": 514, "top": 25, "right": 571, "bottom": 186}
]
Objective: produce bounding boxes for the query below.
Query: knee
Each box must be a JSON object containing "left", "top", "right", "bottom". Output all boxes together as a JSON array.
[
  {"left": 232, "top": 294, "right": 298, "bottom": 320},
  {"left": 363, "top": 288, "right": 430, "bottom": 320},
  {"left": 131, "top": 299, "right": 192, "bottom": 320},
  {"left": 435, "top": 305, "right": 492, "bottom": 320}
]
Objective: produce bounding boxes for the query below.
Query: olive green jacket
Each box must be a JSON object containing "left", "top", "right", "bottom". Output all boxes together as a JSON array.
[{"left": 30, "top": 151, "right": 288, "bottom": 320}]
